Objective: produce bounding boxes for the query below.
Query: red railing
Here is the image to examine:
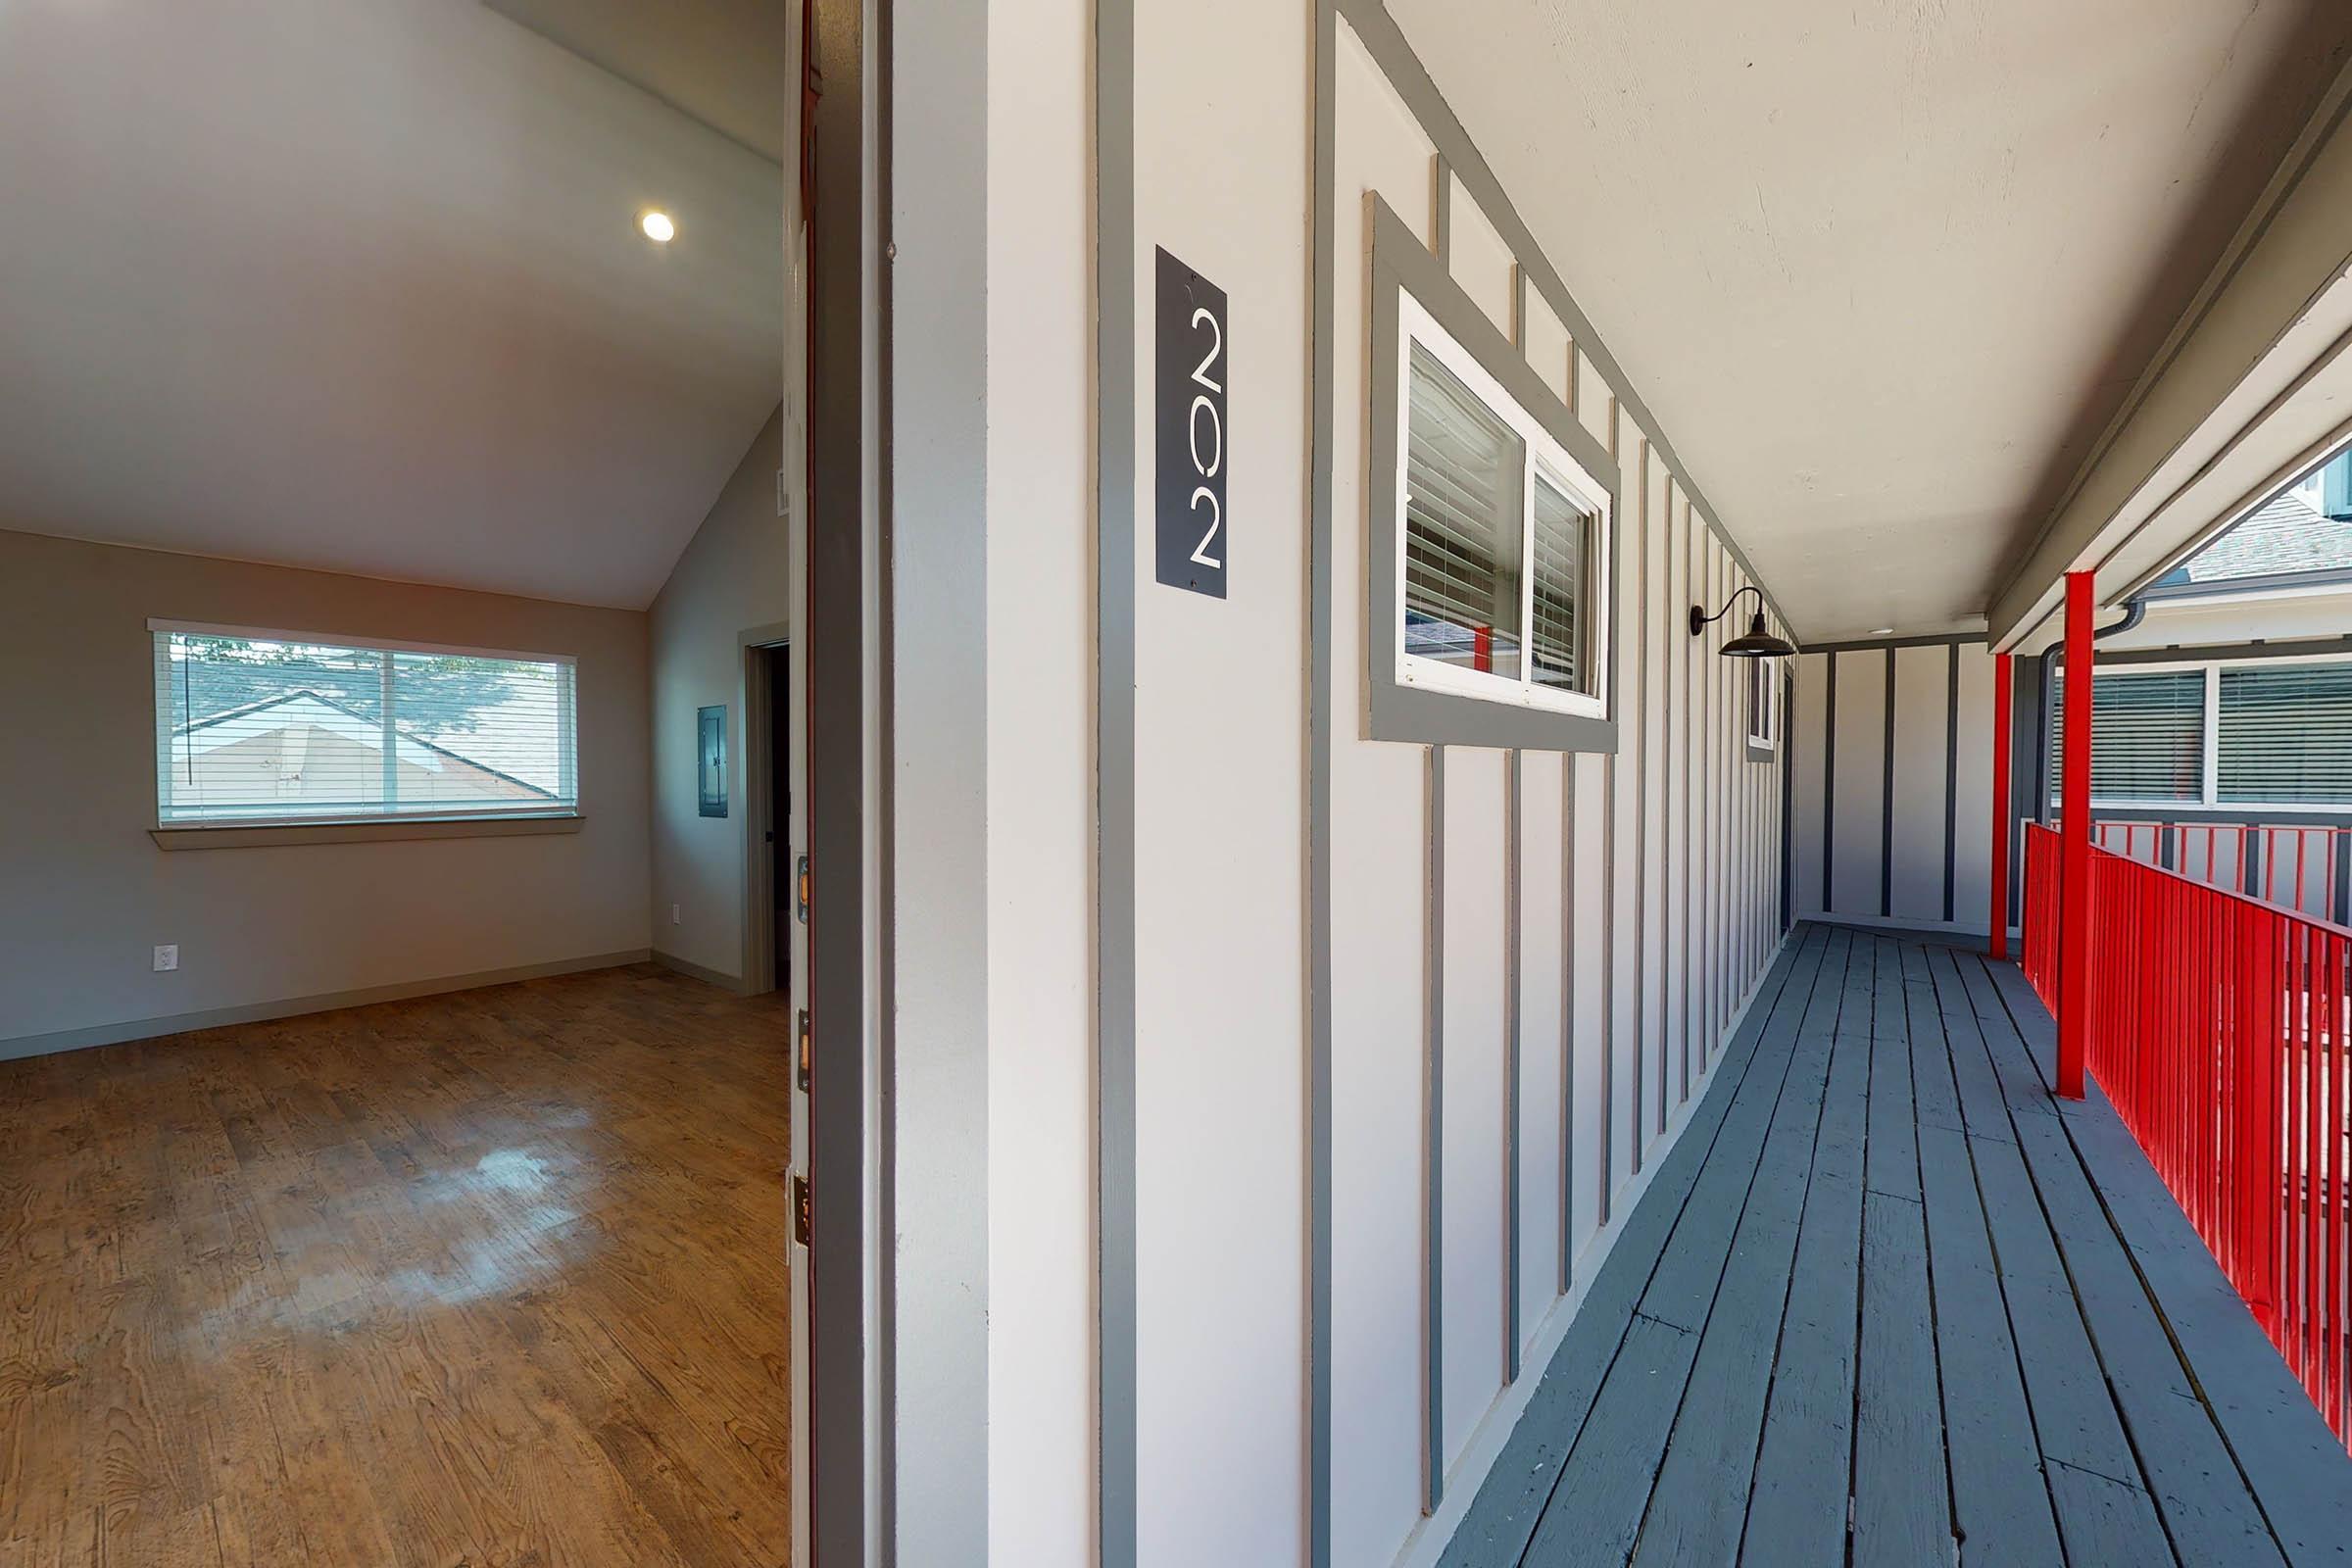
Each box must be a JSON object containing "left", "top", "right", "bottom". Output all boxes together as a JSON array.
[
  {"left": 2083, "top": 819, "right": 2352, "bottom": 924},
  {"left": 2024, "top": 822, "right": 2352, "bottom": 1447}
]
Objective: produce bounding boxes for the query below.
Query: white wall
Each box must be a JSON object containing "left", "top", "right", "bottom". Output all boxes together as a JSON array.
[
  {"left": 882, "top": 3, "right": 1797, "bottom": 1562},
  {"left": 1317, "top": 16, "right": 1793, "bottom": 1566},
  {"left": 0, "top": 527, "right": 653, "bottom": 1054},
  {"left": 647, "top": 405, "right": 788, "bottom": 984},
  {"left": 985, "top": 0, "right": 1097, "bottom": 1557},
  {"left": 1127, "top": 4, "right": 1314, "bottom": 1562},
  {"left": 1788, "top": 640, "right": 1998, "bottom": 937}
]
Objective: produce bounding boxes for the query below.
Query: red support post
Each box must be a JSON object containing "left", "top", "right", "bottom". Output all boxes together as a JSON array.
[
  {"left": 2058, "top": 570, "right": 2092, "bottom": 1100},
  {"left": 1990, "top": 651, "right": 2014, "bottom": 959}
]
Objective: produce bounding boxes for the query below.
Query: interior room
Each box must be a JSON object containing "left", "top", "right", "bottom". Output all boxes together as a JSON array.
[{"left": 0, "top": 3, "right": 807, "bottom": 1562}]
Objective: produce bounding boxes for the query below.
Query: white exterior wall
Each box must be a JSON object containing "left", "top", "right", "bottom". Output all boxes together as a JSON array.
[
  {"left": 1312, "top": 16, "right": 1794, "bottom": 1566},
  {"left": 985, "top": 0, "right": 1097, "bottom": 1559},
  {"left": 890, "top": 3, "right": 1798, "bottom": 1563},
  {"left": 1129, "top": 1, "right": 1313, "bottom": 1562}
]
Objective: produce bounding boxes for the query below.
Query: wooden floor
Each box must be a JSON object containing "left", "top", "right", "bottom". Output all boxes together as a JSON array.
[
  {"left": 1441, "top": 924, "right": 2352, "bottom": 1568},
  {"left": 0, "top": 964, "right": 795, "bottom": 1568}
]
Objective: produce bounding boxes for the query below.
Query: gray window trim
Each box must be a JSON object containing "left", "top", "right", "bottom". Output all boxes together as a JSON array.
[{"left": 1368, "top": 196, "right": 1621, "bottom": 754}]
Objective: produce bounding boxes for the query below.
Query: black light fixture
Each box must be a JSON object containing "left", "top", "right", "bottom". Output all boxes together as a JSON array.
[{"left": 1690, "top": 584, "right": 1796, "bottom": 658}]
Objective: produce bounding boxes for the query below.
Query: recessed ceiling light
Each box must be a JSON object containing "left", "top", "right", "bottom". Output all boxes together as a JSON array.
[
  {"left": 640, "top": 210, "right": 676, "bottom": 243},
  {"left": 1871, "top": 627, "right": 1895, "bottom": 636}
]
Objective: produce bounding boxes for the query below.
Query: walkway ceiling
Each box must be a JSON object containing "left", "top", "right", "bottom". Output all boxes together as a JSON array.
[{"left": 1390, "top": 0, "right": 2352, "bottom": 642}]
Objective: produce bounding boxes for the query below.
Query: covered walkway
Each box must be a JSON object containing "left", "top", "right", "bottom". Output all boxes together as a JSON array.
[{"left": 1441, "top": 924, "right": 2352, "bottom": 1567}]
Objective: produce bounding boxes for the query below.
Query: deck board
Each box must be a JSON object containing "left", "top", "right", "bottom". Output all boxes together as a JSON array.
[{"left": 1439, "top": 925, "right": 2352, "bottom": 1568}]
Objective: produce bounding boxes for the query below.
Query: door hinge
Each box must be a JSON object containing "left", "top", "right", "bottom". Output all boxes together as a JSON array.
[
  {"left": 796, "top": 1008, "right": 812, "bottom": 1094},
  {"left": 796, "top": 855, "right": 811, "bottom": 924},
  {"left": 791, "top": 1171, "right": 812, "bottom": 1248}
]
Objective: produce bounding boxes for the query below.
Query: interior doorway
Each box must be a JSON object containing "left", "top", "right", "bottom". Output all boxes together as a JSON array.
[{"left": 741, "top": 631, "right": 795, "bottom": 998}]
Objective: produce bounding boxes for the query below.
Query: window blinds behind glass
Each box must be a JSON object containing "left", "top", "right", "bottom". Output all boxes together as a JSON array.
[
  {"left": 1403, "top": 342, "right": 1525, "bottom": 676},
  {"left": 154, "top": 629, "right": 577, "bottom": 824},
  {"left": 2047, "top": 668, "right": 2205, "bottom": 803},
  {"left": 2219, "top": 663, "right": 2352, "bottom": 805},
  {"left": 1529, "top": 476, "right": 1588, "bottom": 693},
  {"left": 2050, "top": 667, "right": 2211, "bottom": 804}
]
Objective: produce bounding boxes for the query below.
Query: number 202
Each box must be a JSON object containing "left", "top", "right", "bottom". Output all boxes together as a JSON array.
[{"left": 1188, "top": 306, "right": 1223, "bottom": 570}]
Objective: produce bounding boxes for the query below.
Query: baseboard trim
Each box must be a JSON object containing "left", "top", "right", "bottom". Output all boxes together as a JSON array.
[
  {"left": 651, "top": 951, "right": 750, "bottom": 993},
  {"left": 0, "top": 950, "right": 654, "bottom": 1062}
]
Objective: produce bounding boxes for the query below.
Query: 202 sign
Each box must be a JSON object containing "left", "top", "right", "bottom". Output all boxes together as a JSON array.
[{"left": 1154, "top": 247, "right": 1227, "bottom": 598}]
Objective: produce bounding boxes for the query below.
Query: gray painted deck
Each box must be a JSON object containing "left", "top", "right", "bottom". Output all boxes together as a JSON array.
[{"left": 1441, "top": 923, "right": 2352, "bottom": 1568}]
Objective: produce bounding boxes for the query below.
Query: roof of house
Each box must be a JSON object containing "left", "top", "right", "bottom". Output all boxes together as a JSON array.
[
  {"left": 174, "top": 690, "right": 556, "bottom": 799},
  {"left": 2170, "top": 489, "right": 2352, "bottom": 587}
]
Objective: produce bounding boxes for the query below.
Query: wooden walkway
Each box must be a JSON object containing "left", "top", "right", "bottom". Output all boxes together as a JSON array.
[{"left": 1441, "top": 923, "right": 2352, "bottom": 1568}]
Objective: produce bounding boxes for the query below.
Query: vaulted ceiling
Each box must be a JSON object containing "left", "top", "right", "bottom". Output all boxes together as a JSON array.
[
  {"left": 1391, "top": 0, "right": 2352, "bottom": 641},
  {"left": 0, "top": 0, "right": 783, "bottom": 610}
]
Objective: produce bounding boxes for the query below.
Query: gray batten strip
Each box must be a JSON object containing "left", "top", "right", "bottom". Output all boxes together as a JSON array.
[
  {"left": 1307, "top": 2, "right": 1339, "bottom": 1562},
  {"left": 1562, "top": 757, "right": 1577, "bottom": 1295},
  {"left": 1095, "top": 0, "right": 1138, "bottom": 1559},
  {"left": 1426, "top": 744, "right": 1447, "bottom": 1512},
  {"left": 1434, "top": 154, "right": 1452, "bottom": 265},
  {"left": 1821, "top": 651, "right": 1838, "bottom": 914},
  {"left": 1506, "top": 750, "right": 1524, "bottom": 1382},
  {"left": 1632, "top": 446, "right": 1649, "bottom": 1165},
  {"left": 1941, "top": 645, "right": 1960, "bottom": 923},
  {"left": 1880, "top": 647, "right": 1896, "bottom": 919}
]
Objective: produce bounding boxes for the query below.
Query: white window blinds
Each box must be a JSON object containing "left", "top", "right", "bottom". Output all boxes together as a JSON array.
[
  {"left": 1530, "top": 475, "right": 1591, "bottom": 693},
  {"left": 1404, "top": 341, "right": 1525, "bottom": 678},
  {"left": 2219, "top": 662, "right": 2352, "bottom": 806},
  {"left": 2047, "top": 668, "right": 2205, "bottom": 804},
  {"left": 153, "top": 625, "right": 577, "bottom": 825}
]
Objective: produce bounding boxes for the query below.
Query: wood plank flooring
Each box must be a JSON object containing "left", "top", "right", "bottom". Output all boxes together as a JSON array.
[
  {"left": 1441, "top": 924, "right": 2352, "bottom": 1568},
  {"left": 0, "top": 964, "right": 794, "bottom": 1568}
]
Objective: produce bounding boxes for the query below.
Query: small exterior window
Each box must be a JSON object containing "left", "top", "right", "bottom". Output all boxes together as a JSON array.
[
  {"left": 1392, "top": 290, "right": 1610, "bottom": 724},
  {"left": 1745, "top": 657, "right": 1779, "bottom": 757},
  {"left": 152, "top": 621, "right": 578, "bottom": 828}
]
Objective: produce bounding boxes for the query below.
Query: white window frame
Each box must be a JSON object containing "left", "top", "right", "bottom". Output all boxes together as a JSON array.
[
  {"left": 1745, "top": 656, "right": 1780, "bottom": 756},
  {"left": 2050, "top": 651, "right": 2352, "bottom": 815},
  {"left": 1391, "top": 288, "right": 1612, "bottom": 722},
  {"left": 149, "top": 617, "right": 581, "bottom": 831}
]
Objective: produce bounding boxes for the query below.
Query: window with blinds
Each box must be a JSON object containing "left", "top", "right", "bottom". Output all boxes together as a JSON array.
[
  {"left": 2219, "top": 662, "right": 2352, "bottom": 806},
  {"left": 1393, "top": 289, "right": 1609, "bottom": 721},
  {"left": 153, "top": 623, "right": 577, "bottom": 825},
  {"left": 1404, "top": 342, "right": 1526, "bottom": 678},
  {"left": 1530, "top": 475, "right": 1590, "bottom": 692},
  {"left": 1746, "top": 656, "right": 1778, "bottom": 749},
  {"left": 2047, "top": 668, "right": 2205, "bottom": 804}
]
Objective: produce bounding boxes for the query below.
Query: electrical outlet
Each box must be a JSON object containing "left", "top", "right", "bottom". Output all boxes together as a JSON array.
[
  {"left": 670, "top": 904, "right": 681, "bottom": 925},
  {"left": 153, "top": 945, "right": 178, "bottom": 972}
]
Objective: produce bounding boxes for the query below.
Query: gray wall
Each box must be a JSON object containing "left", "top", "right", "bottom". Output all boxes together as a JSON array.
[
  {"left": 0, "top": 527, "right": 653, "bottom": 1054},
  {"left": 647, "top": 405, "right": 789, "bottom": 984}
]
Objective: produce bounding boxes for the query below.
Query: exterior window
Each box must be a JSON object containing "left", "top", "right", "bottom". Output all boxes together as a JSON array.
[
  {"left": 2219, "top": 662, "right": 2352, "bottom": 806},
  {"left": 1394, "top": 290, "right": 1609, "bottom": 720},
  {"left": 1745, "top": 657, "right": 1779, "bottom": 753},
  {"left": 152, "top": 622, "right": 577, "bottom": 827},
  {"left": 2047, "top": 669, "right": 2205, "bottom": 805},
  {"left": 2048, "top": 655, "right": 2352, "bottom": 810}
]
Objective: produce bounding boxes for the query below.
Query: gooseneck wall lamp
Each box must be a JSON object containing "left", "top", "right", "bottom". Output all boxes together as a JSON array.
[{"left": 1690, "top": 584, "right": 1797, "bottom": 659}]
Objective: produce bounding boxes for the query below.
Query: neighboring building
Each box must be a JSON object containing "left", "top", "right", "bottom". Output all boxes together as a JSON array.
[{"left": 165, "top": 689, "right": 557, "bottom": 816}]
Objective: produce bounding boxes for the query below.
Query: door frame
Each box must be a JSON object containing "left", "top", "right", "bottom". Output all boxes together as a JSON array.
[{"left": 804, "top": 0, "right": 880, "bottom": 1561}]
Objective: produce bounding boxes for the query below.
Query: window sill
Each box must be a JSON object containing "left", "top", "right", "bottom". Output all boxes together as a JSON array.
[{"left": 150, "top": 813, "right": 584, "bottom": 851}]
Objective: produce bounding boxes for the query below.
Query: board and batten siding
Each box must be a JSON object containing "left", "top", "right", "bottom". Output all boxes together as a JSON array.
[
  {"left": 1788, "top": 640, "right": 1999, "bottom": 938},
  {"left": 1316, "top": 12, "right": 1792, "bottom": 1566}
]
